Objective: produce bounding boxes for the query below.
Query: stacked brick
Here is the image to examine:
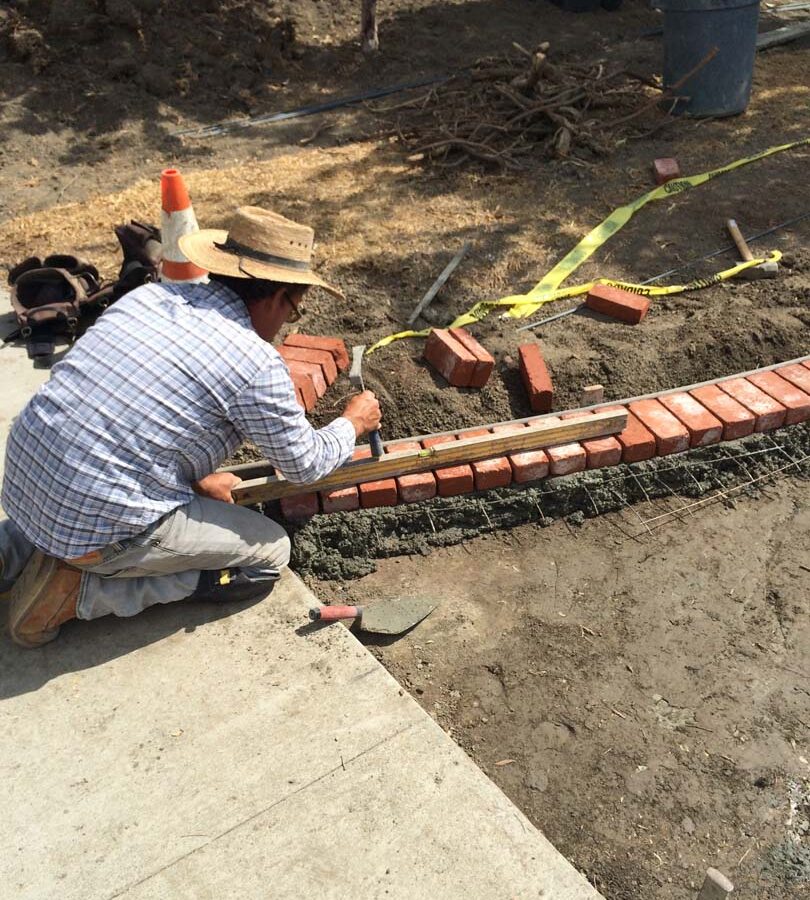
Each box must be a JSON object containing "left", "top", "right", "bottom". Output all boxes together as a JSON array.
[
  {"left": 278, "top": 356, "right": 810, "bottom": 523},
  {"left": 423, "top": 328, "right": 494, "bottom": 388},
  {"left": 278, "top": 334, "right": 349, "bottom": 412}
]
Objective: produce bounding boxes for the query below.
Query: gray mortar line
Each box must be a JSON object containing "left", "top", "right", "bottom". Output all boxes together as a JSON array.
[{"left": 290, "top": 423, "right": 810, "bottom": 580}]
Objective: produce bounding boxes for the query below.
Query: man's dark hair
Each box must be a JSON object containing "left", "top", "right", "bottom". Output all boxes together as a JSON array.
[{"left": 210, "top": 273, "right": 305, "bottom": 306}]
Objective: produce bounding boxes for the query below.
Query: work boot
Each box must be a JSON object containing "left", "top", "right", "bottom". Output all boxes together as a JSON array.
[
  {"left": 188, "top": 567, "right": 279, "bottom": 604},
  {"left": 8, "top": 551, "right": 81, "bottom": 648}
]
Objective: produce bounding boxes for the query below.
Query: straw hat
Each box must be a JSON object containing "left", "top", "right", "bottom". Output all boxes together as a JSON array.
[{"left": 178, "top": 206, "right": 344, "bottom": 299}]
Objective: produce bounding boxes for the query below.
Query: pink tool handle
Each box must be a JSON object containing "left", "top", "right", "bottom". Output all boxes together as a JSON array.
[{"left": 309, "top": 605, "right": 362, "bottom": 622}]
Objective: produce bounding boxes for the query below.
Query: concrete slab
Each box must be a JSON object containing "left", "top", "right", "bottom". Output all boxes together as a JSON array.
[
  {"left": 0, "top": 573, "right": 601, "bottom": 899},
  {"left": 0, "top": 303, "right": 51, "bottom": 503},
  {"left": 0, "top": 324, "right": 601, "bottom": 900}
]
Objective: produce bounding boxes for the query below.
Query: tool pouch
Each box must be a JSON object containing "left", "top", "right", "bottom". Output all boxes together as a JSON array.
[
  {"left": 8, "top": 256, "right": 101, "bottom": 360},
  {"left": 4, "top": 223, "right": 162, "bottom": 364}
]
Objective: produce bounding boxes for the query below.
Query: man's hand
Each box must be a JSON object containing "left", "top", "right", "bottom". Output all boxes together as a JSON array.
[
  {"left": 343, "top": 390, "right": 382, "bottom": 438},
  {"left": 193, "top": 472, "right": 243, "bottom": 504}
]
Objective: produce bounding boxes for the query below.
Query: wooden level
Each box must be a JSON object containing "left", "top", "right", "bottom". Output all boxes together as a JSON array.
[{"left": 231, "top": 409, "right": 626, "bottom": 504}]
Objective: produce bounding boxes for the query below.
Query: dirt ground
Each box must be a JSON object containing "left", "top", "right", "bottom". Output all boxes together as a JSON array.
[
  {"left": 2, "top": 2, "right": 810, "bottom": 898},
  {"left": 332, "top": 474, "right": 810, "bottom": 899}
]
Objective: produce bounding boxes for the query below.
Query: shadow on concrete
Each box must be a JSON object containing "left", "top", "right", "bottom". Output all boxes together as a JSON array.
[{"left": 0, "top": 595, "right": 262, "bottom": 700}]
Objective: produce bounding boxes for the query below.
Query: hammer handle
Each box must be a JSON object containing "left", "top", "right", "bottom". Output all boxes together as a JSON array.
[
  {"left": 725, "top": 219, "right": 754, "bottom": 262},
  {"left": 369, "top": 430, "right": 385, "bottom": 458}
]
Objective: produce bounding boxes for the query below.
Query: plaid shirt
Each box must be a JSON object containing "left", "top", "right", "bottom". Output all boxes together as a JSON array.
[{"left": 2, "top": 281, "right": 355, "bottom": 558}]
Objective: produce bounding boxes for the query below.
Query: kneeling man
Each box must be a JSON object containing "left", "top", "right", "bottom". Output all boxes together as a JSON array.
[{"left": 1, "top": 206, "right": 380, "bottom": 647}]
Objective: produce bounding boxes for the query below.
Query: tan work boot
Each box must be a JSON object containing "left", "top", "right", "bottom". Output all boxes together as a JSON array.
[{"left": 8, "top": 551, "right": 81, "bottom": 648}]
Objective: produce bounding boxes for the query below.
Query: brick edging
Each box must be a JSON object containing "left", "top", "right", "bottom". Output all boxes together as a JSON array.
[{"left": 269, "top": 354, "right": 810, "bottom": 521}]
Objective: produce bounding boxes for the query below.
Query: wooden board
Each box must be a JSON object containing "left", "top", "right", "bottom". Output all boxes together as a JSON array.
[{"left": 232, "top": 409, "right": 626, "bottom": 504}]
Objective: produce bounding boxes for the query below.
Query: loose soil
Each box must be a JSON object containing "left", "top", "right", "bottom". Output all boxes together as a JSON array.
[
  {"left": 323, "top": 473, "right": 810, "bottom": 900},
  {"left": 2, "top": 2, "right": 810, "bottom": 898}
]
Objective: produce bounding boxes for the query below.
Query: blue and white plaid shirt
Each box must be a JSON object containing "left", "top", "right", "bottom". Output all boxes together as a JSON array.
[{"left": 2, "top": 281, "right": 355, "bottom": 558}]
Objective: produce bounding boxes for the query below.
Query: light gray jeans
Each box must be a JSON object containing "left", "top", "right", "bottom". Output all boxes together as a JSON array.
[{"left": 1, "top": 497, "right": 291, "bottom": 621}]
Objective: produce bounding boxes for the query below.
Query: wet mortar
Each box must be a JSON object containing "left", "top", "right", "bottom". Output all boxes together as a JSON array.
[{"left": 285, "top": 422, "right": 810, "bottom": 581}]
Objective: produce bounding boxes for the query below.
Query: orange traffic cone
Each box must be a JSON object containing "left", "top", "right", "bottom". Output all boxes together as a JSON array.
[{"left": 159, "top": 168, "right": 208, "bottom": 284}]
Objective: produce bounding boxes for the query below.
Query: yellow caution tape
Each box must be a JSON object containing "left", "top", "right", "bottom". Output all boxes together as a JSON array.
[{"left": 368, "top": 135, "right": 809, "bottom": 353}]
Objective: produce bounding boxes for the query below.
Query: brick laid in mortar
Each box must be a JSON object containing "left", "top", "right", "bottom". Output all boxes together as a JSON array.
[
  {"left": 354, "top": 447, "right": 398, "bottom": 508},
  {"left": 777, "top": 363, "right": 810, "bottom": 396},
  {"left": 287, "top": 359, "right": 327, "bottom": 398},
  {"left": 449, "top": 328, "right": 495, "bottom": 388},
  {"left": 280, "top": 493, "right": 319, "bottom": 522},
  {"left": 689, "top": 385, "right": 755, "bottom": 440},
  {"left": 422, "top": 435, "right": 474, "bottom": 497},
  {"left": 283, "top": 334, "right": 349, "bottom": 371},
  {"left": 747, "top": 371, "right": 810, "bottom": 425},
  {"left": 536, "top": 416, "right": 586, "bottom": 475},
  {"left": 492, "top": 423, "right": 550, "bottom": 484},
  {"left": 629, "top": 398, "right": 691, "bottom": 455},
  {"left": 659, "top": 392, "right": 723, "bottom": 447},
  {"left": 602, "top": 405, "right": 656, "bottom": 463},
  {"left": 389, "top": 440, "right": 437, "bottom": 503},
  {"left": 278, "top": 345, "right": 337, "bottom": 384},
  {"left": 461, "top": 428, "right": 512, "bottom": 491},
  {"left": 719, "top": 378, "right": 786, "bottom": 432},
  {"left": 561, "top": 410, "right": 622, "bottom": 469},
  {"left": 321, "top": 485, "right": 359, "bottom": 513}
]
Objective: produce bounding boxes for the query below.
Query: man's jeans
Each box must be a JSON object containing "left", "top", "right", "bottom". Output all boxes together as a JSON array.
[{"left": 2, "top": 497, "right": 291, "bottom": 621}]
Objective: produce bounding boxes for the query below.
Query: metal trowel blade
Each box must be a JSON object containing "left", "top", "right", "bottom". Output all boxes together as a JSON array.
[{"left": 358, "top": 598, "right": 437, "bottom": 635}]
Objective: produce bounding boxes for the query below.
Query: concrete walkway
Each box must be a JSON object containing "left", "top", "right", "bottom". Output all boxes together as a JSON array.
[{"left": 0, "top": 317, "right": 602, "bottom": 900}]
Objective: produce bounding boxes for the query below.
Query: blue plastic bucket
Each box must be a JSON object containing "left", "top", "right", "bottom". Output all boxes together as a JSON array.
[{"left": 655, "top": 0, "right": 760, "bottom": 117}]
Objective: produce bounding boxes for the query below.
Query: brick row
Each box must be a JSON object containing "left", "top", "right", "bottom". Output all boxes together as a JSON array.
[{"left": 277, "top": 358, "right": 810, "bottom": 522}]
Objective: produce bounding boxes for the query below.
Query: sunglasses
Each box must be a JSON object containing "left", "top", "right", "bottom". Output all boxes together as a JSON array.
[{"left": 284, "top": 291, "right": 303, "bottom": 323}]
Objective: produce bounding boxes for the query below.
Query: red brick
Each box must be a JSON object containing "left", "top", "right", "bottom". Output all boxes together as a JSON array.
[
  {"left": 283, "top": 334, "right": 349, "bottom": 371},
  {"left": 353, "top": 447, "right": 397, "bottom": 508},
  {"left": 658, "top": 392, "right": 723, "bottom": 448},
  {"left": 320, "top": 486, "right": 359, "bottom": 513},
  {"left": 803, "top": 360, "right": 810, "bottom": 371},
  {"left": 290, "top": 370, "right": 317, "bottom": 411},
  {"left": 585, "top": 285, "right": 650, "bottom": 325},
  {"left": 280, "top": 493, "right": 319, "bottom": 522},
  {"left": 602, "top": 404, "right": 656, "bottom": 463},
  {"left": 747, "top": 371, "right": 810, "bottom": 425},
  {"left": 389, "top": 440, "right": 437, "bottom": 503},
  {"left": 653, "top": 157, "right": 681, "bottom": 185},
  {"left": 423, "top": 329, "right": 477, "bottom": 387},
  {"left": 689, "top": 385, "right": 755, "bottom": 440},
  {"left": 278, "top": 345, "right": 337, "bottom": 384},
  {"left": 718, "top": 378, "right": 786, "bottom": 432},
  {"left": 421, "top": 435, "right": 474, "bottom": 497},
  {"left": 536, "top": 416, "right": 586, "bottom": 476},
  {"left": 492, "top": 423, "right": 549, "bottom": 484},
  {"left": 628, "top": 399, "right": 690, "bottom": 455},
  {"left": 448, "top": 328, "right": 495, "bottom": 388},
  {"left": 776, "top": 363, "right": 810, "bottom": 396},
  {"left": 287, "top": 360, "right": 326, "bottom": 398},
  {"left": 518, "top": 344, "right": 553, "bottom": 413},
  {"left": 563, "top": 410, "right": 622, "bottom": 469},
  {"left": 461, "top": 428, "right": 512, "bottom": 491}
]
